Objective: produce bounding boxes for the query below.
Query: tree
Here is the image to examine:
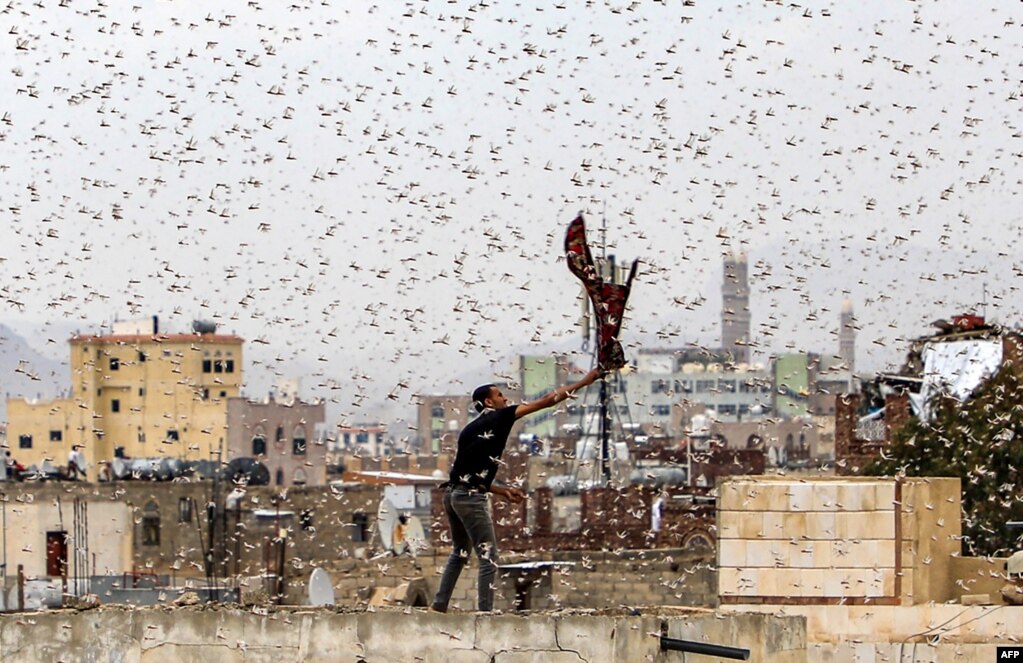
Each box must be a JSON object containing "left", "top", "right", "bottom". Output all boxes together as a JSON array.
[{"left": 864, "top": 367, "right": 1023, "bottom": 557}]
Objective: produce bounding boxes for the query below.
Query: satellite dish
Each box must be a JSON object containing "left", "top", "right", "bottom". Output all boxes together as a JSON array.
[
  {"left": 405, "top": 516, "right": 428, "bottom": 555},
  {"left": 376, "top": 498, "right": 398, "bottom": 551},
  {"left": 307, "top": 567, "right": 335, "bottom": 607},
  {"left": 224, "top": 458, "right": 270, "bottom": 486}
]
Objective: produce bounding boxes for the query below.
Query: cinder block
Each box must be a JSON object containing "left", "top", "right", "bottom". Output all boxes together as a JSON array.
[
  {"left": 746, "top": 540, "right": 786, "bottom": 568},
  {"left": 718, "top": 482, "right": 749, "bottom": 511},
  {"left": 782, "top": 512, "right": 807, "bottom": 537},
  {"left": 875, "top": 540, "right": 896, "bottom": 568},
  {"left": 812, "top": 540, "right": 833, "bottom": 568},
  {"left": 812, "top": 483, "right": 840, "bottom": 511},
  {"left": 718, "top": 539, "right": 747, "bottom": 568},
  {"left": 787, "top": 484, "right": 815, "bottom": 511},
  {"left": 800, "top": 569, "right": 826, "bottom": 597},
  {"left": 790, "top": 542, "right": 817, "bottom": 569},
  {"left": 719, "top": 510, "right": 741, "bottom": 539},
  {"left": 804, "top": 512, "right": 836, "bottom": 540},
  {"left": 836, "top": 483, "right": 869, "bottom": 512}
]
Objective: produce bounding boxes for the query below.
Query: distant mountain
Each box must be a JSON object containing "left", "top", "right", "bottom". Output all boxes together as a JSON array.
[{"left": 0, "top": 323, "right": 67, "bottom": 421}]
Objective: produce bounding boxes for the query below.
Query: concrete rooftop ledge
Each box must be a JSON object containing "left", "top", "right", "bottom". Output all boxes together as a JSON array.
[{"left": 0, "top": 604, "right": 804, "bottom": 663}]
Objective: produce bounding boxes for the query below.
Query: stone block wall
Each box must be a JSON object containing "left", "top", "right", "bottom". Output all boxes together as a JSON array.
[
  {"left": 718, "top": 476, "right": 899, "bottom": 603},
  {"left": 716, "top": 476, "right": 962, "bottom": 606}
]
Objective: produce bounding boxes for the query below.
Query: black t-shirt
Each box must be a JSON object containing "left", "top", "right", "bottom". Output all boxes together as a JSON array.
[{"left": 448, "top": 405, "right": 518, "bottom": 490}]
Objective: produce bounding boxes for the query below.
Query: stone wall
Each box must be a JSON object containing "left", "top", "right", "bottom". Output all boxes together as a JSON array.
[
  {"left": 0, "top": 605, "right": 806, "bottom": 663},
  {"left": 307, "top": 548, "right": 717, "bottom": 613},
  {"left": 0, "top": 481, "right": 383, "bottom": 582},
  {"left": 717, "top": 476, "right": 962, "bottom": 605},
  {"left": 723, "top": 603, "right": 1022, "bottom": 663}
]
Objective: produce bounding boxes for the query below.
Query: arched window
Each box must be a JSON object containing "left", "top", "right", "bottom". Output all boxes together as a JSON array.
[
  {"left": 292, "top": 426, "right": 307, "bottom": 456},
  {"left": 293, "top": 467, "right": 307, "bottom": 485},
  {"left": 252, "top": 434, "right": 267, "bottom": 456},
  {"left": 142, "top": 501, "right": 160, "bottom": 546},
  {"left": 275, "top": 425, "right": 286, "bottom": 448},
  {"left": 784, "top": 433, "right": 795, "bottom": 451},
  {"left": 275, "top": 468, "right": 285, "bottom": 486},
  {"left": 746, "top": 434, "right": 763, "bottom": 449}
]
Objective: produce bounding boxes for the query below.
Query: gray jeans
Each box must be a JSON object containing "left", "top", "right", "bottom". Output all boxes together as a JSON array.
[{"left": 431, "top": 485, "right": 499, "bottom": 611}]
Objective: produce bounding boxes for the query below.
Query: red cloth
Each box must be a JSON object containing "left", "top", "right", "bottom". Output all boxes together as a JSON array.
[{"left": 565, "top": 214, "right": 637, "bottom": 370}]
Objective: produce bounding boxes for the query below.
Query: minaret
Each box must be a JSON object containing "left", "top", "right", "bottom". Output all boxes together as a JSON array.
[
  {"left": 839, "top": 299, "right": 856, "bottom": 372},
  {"left": 721, "top": 253, "right": 750, "bottom": 364}
]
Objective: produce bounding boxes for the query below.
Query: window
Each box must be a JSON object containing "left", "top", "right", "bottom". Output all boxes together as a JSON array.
[
  {"left": 293, "top": 467, "right": 307, "bottom": 485},
  {"left": 718, "top": 404, "right": 737, "bottom": 415},
  {"left": 252, "top": 435, "right": 267, "bottom": 456},
  {"left": 650, "top": 380, "right": 669, "bottom": 395},
  {"left": 720, "top": 380, "right": 737, "bottom": 393},
  {"left": 111, "top": 399, "right": 120, "bottom": 413},
  {"left": 219, "top": 391, "right": 226, "bottom": 398},
  {"left": 109, "top": 357, "right": 119, "bottom": 371},
  {"left": 431, "top": 405, "right": 444, "bottom": 418},
  {"left": 225, "top": 360, "right": 235, "bottom": 373},
  {"left": 138, "top": 387, "right": 145, "bottom": 396},
  {"left": 276, "top": 426, "right": 285, "bottom": 445},
  {"left": 50, "top": 430, "right": 62, "bottom": 442},
  {"left": 166, "top": 429, "right": 179, "bottom": 442},
  {"left": 178, "top": 498, "right": 192, "bottom": 523},
  {"left": 695, "top": 379, "right": 716, "bottom": 392},
  {"left": 202, "top": 359, "right": 212, "bottom": 373},
  {"left": 141, "top": 501, "right": 160, "bottom": 546},
  {"left": 352, "top": 512, "right": 369, "bottom": 542},
  {"left": 214, "top": 359, "right": 224, "bottom": 374},
  {"left": 300, "top": 509, "right": 314, "bottom": 531},
  {"left": 201, "top": 388, "right": 210, "bottom": 401},
  {"left": 651, "top": 404, "right": 671, "bottom": 416},
  {"left": 19, "top": 434, "right": 32, "bottom": 449},
  {"left": 138, "top": 351, "right": 147, "bottom": 363},
  {"left": 138, "top": 429, "right": 146, "bottom": 444},
  {"left": 292, "top": 426, "right": 307, "bottom": 456},
  {"left": 275, "top": 468, "right": 285, "bottom": 486}
]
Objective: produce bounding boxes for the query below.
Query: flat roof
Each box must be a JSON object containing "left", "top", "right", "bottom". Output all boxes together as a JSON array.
[{"left": 70, "top": 334, "right": 244, "bottom": 345}]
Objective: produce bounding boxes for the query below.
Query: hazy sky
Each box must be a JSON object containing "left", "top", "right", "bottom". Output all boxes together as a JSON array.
[{"left": 2, "top": 0, "right": 1021, "bottom": 425}]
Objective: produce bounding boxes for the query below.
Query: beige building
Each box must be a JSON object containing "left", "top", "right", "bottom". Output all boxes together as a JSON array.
[
  {"left": 415, "top": 382, "right": 522, "bottom": 454},
  {"left": 6, "top": 318, "right": 243, "bottom": 479},
  {"left": 1, "top": 496, "right": 133, "bottom": 579},
  {"left": 226, "top": 395, "right": 327, "bottom": 486}
]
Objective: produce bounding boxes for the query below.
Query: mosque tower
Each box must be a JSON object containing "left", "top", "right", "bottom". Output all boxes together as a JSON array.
[
  {"left": 839, "top": 299, "right": 856, "bottom": 372},
  {"left": 721, "top": 253, "right": 751, "bottom": 364}
]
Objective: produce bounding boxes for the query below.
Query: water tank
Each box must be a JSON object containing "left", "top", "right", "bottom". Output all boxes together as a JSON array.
[{"left": 192, "top": 320, "right": 218, "bottom": 335}]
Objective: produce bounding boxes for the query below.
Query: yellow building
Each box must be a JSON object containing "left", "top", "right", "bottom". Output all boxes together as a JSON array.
[{"left": 6, "top": 319, "right": 243, "bottom": 479}]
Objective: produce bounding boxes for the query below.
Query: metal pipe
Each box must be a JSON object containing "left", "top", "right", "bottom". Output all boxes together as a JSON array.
[{"left": 660, "top": 637, "right": 750, "bottom": 660}]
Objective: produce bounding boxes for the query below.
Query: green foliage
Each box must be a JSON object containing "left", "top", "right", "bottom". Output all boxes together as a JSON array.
[{"left": 864, "top": 367, "right": 1023, "bottom": 556}]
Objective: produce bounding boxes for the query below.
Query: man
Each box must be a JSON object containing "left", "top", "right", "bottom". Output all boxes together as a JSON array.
[
  {"left": 431, "top": 366, "right": 602, "bottom": 612},
  {"left": 68, "top": 445, "right": 85, "bottom": 481}
]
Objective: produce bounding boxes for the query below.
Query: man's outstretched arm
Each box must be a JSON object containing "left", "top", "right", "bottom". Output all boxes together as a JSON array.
[{"left": 514, "top": 367, "right": 602, "bottom": 420}]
